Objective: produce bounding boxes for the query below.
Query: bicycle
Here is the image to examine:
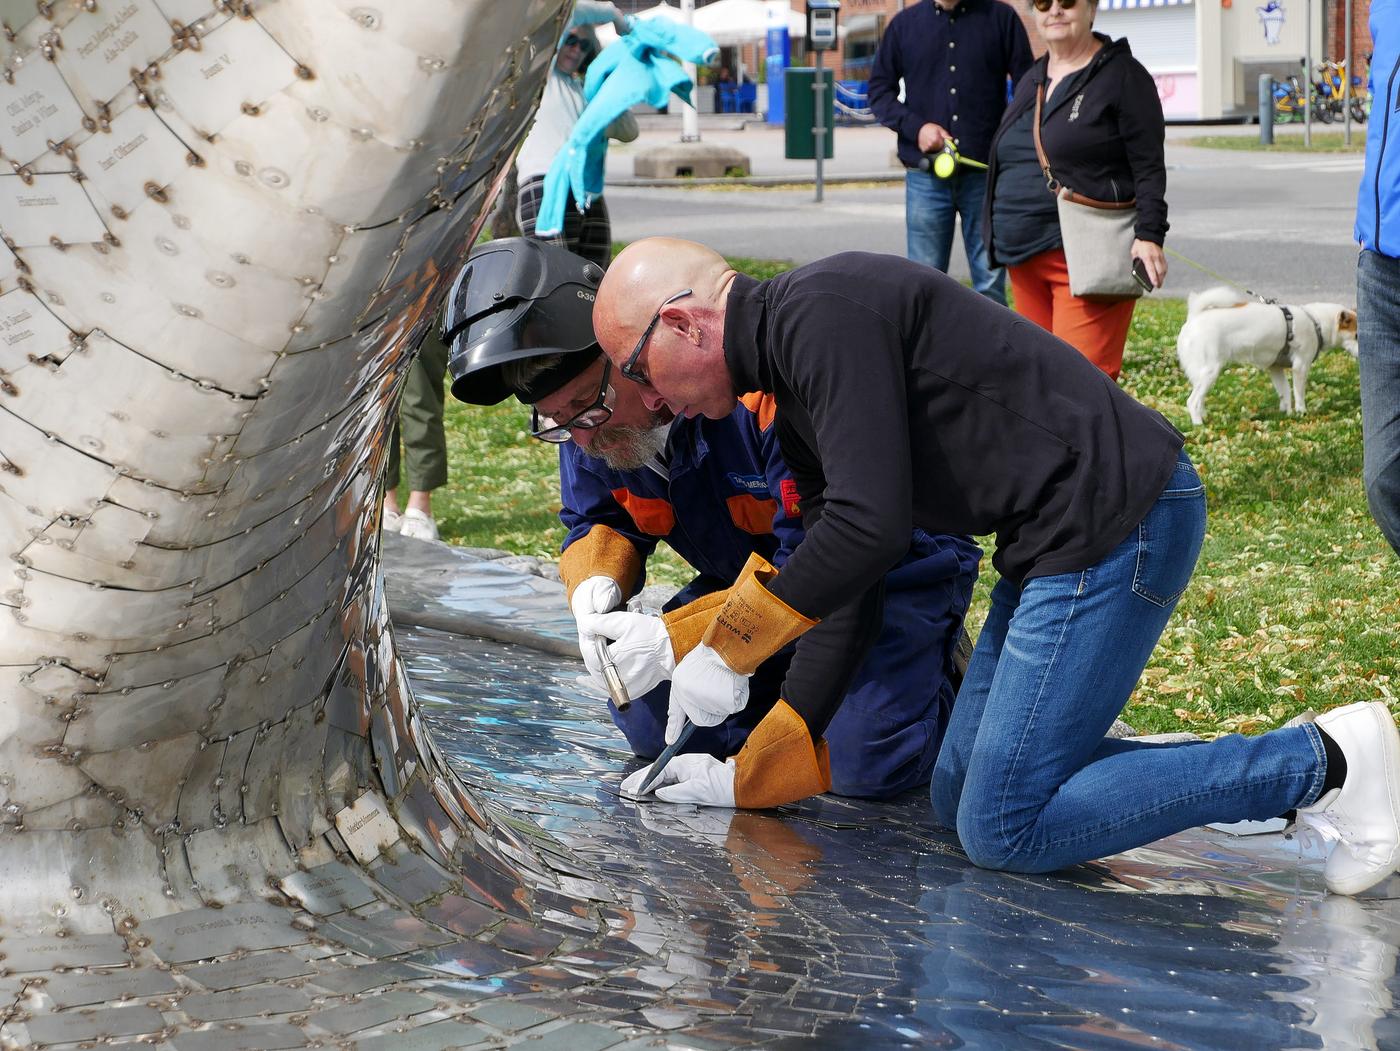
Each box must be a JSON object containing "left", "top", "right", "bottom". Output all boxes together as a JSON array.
[
  {"left": 1313, "top": 59, "right": 1369, "bottom": 124},
  {"left": 1272, "top": 73, "right": 1307, "bottom": 123}
]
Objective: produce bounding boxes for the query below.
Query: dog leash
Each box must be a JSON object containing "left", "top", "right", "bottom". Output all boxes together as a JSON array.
[{"left": 1162, "top": 246, "right": 1279, "bottom": 305}]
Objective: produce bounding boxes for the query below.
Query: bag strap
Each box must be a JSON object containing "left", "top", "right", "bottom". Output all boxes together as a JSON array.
[{"left": 1032, "top": 80, "right": 1136, "bottom": 212}]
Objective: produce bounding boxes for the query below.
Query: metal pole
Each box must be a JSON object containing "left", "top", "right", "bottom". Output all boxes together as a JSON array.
[
  {"left": 1343, "top": 0, "right": 1353, "bottom": 146},
  {"left": 680, "top": 0, "right": 700, "bottom": 142},
  {"left": 1303, "top": 0, "right": 1312, "bottom": 146},
  {"left": 1260, "top": 74, "right": 1275, "bottom": 144},
  {"left": 813, "top": 50, "right": 827, "bottom": 202}
]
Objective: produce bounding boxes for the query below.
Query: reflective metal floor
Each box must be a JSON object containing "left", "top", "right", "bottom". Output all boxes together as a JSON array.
[
  {"left": 3, "top": 546, "right": 1400, "bottom": 1049},
  {"left": 409, "top": 625, "right": 1400, "bottom": 1051}
]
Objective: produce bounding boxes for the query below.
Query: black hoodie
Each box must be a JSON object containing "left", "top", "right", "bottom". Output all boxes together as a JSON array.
[{"left": 982, "top": 34, "right": 1168, "bottom": 268}]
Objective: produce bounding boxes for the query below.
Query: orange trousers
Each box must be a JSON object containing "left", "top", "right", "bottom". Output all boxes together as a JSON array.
[{"left": 1008, "top": 248, "right": 1137, "bottom": 381}]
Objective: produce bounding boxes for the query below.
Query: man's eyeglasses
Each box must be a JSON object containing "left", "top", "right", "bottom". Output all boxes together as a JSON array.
[
  {"left": 620, "top": 288, "right": 693, "bottom": 385},
  {"left": 1030, "top": 0, "right": 1078, "bottom": 11},
  {"left": 530, "top": 360, "right": 615, "bottom": 444}
]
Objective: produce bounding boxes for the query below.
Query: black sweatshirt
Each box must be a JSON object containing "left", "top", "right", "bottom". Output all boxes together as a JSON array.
[
  {"left": 983, "top": 35, "right": 1168, "bottom": 267},
  {"left": 722, "top": 254, "right": 1184, "bottom": 736}
]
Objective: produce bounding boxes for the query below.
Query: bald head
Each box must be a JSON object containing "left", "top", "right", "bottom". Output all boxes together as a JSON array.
[
  {"left": 592, "top": 238, "right": 742, "bottom": 421},
  {"left": 594, "top": 238, "right": 735, "bottom": 351}
]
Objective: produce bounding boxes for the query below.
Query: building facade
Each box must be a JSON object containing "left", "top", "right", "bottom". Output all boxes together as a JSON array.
[{"left": 619, "top": 0, "right": 1373, "bottom": 120}]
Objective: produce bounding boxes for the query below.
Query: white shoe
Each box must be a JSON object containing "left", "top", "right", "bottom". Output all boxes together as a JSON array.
[
  {"left": 1295, "top": 701, "right": 1400, "bottom": 895},
  {"left": 382, "top": 509, "right": 403, "bottom": 533},
  {"left": 399, "top": 508, "right": 439, "bottom": 542}
]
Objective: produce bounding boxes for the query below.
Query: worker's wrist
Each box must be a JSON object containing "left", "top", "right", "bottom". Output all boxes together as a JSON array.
[
  {"left": 701, "top": 557, "right": 817, "bottom": 676},
  {"left": 732, "top": 700, "right": 830, "bottom": 808}
]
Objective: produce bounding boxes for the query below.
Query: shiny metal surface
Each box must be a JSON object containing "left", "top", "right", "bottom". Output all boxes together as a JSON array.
[{"left": 2, "top": 2, "right": 1400, "bottom": 1047}]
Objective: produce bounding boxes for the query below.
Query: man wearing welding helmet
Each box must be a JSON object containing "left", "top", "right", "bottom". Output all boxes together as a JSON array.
[{"left": 442, "top": 238, "right": 980, "bottom": 800}]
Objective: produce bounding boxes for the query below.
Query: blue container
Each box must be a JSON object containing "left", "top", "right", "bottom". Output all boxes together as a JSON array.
[{"left": 766, "top": 23, "right": 789, "bottom": 125}]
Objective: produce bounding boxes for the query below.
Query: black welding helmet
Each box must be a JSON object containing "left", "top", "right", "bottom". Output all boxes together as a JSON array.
[{"left": 443, "top": 238, "right": 605, "bottom": 406}]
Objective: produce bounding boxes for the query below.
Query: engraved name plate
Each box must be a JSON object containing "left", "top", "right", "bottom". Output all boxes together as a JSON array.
[
  {"left": 0, "top": 54, "right": 86, "bottom": 163},
  {"left": 155, "top": 15, "right": 297, "bottom": 138},
  {"left": 55, "top": 0, "right": 176, "bottom": 106},
  {"left": 0, "top": 172, "right": 107, "bottom": 246}
]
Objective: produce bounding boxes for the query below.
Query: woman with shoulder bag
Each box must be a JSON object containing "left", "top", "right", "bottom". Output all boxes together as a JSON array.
[{"left": 982, "top": 0, "right": 1168, "bottom": 380}]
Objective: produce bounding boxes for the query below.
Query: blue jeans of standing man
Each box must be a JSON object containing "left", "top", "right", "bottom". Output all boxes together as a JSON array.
[
  {"left": 931, "top": 454, "right": 1328, "bottom": 873},
  {"left": 905, "top": 168, "right": 1005, "bottom": 305},
  {"left": 1358, "top": 248, "right": 1400, "bottom": 556}
]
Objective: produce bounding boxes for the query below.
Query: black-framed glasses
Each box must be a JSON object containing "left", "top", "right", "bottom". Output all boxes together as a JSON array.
[
  {"left": 1030, "top": 0, "right": 1078, "bottom": 11},
  {"left": 562, "top": 33, "right": 585, "bottom": 48},
  {"left": 620, "top": 288, "right": 693, "bottom": 385},
  {"left": 530, "top": 360, "right": 615, "bottom": 444}
]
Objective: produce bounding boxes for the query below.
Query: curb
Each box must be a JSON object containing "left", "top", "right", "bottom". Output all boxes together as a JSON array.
[{"left": 607, "top": 170, "right": 904, "bottom": 189}]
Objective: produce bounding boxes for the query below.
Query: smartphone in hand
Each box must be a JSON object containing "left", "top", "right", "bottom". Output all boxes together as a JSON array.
[{"left": 1131, "top": 257, "right": 1155, "bottom": 293}]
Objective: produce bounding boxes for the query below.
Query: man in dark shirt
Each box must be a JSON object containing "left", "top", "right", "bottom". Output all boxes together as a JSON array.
[
  {"left": 868, "top": 0, "right": 1031, "bottom": 305},
  {"left": 591, "top": 236, "right": 1400, "bottom": 896}
]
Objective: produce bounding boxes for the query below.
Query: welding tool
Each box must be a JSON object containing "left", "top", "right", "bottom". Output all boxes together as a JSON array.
[
  {"left": 593, "top": 636, "right": 632, "bottom": 712},
  {"left": 635, "top": 719, "right": 697, "bottom": 796}
]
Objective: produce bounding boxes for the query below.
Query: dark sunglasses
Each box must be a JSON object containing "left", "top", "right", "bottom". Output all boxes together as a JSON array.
[
  {"left": 620, "top": 288, "right": 693, "bottom": 385},
  {"left": 562, "top": 33, "right": 585, "bottom": 48},
  {"left": 530, "top": 360, "right": 615, "bottom": 444},
  {"left": 1031, "top": 0, "right": 1078, "bottom": 10}
]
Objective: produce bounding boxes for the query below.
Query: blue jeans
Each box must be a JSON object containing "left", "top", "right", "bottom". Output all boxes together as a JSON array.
[
  {"left": 931, "top": 454, "right": 1328, "bottom": 873},
  {"left": 1358, "top": 249, "right": 1400, "bottom": 556},
  {"left": 905, "top": 168, "right": 1005, "bottom": 305}
]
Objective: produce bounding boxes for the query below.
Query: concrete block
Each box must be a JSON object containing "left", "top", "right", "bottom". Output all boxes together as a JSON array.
[{"left": 632, "top": 142, "right": 751, "bottom": 179}]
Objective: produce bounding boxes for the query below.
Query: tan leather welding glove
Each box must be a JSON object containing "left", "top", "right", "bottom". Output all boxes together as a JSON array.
[
  {"left": 558, "top": 524, "right": 643, "bottom": 605},
  {"left": 658, "top": 549, "right": 773, "bottom": 663},
  {"left": 732, "top": 700, "right": 831, "bottom": 809},
  {"left": 700, "top": 554, "right": 818, "bottom": 675}
]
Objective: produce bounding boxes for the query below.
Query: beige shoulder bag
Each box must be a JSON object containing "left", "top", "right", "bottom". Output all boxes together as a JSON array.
[{"left": 1033, "top": 82, "right": 1142, "bottom": 301}]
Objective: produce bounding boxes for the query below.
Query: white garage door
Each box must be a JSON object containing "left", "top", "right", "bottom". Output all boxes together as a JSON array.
[{"left": 1094, "top": 3, "right": 1198, "bottom": 71}]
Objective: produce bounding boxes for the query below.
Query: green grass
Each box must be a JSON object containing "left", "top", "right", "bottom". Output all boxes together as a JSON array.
[
  {"left": 412, "top": 257, "right": 1398, "bottom": 739},
  {"left": 1183, "top": 131, "right": 1366, "bottom": 153}
]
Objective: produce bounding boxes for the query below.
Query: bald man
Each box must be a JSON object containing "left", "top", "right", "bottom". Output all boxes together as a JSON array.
[{"left": 591, "top": 237, "right": 1400, "bottom": 894}]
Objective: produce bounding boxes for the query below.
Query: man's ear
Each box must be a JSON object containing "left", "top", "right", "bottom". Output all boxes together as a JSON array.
[{"left": 661, "top": 303, "right": 692, "bottom": 337}]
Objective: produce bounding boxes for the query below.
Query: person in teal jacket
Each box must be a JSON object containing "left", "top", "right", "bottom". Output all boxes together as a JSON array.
[{"left": 1356, "top": 0, "right": 1400, "bottom": 556}]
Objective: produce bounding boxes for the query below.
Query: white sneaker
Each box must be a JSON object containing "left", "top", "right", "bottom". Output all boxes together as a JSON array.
[
  {"left": 1295, "top": 701, "right": 1400, "bottom": 895},
  {"left": 399, "top": 508, "right": 439, "bottom": 542},
  {"left": 382, "top": 509, "right": 403, "bottom": 533}
]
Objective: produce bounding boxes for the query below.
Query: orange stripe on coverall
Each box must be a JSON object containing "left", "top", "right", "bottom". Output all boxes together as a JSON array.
[{"left": 613, "top": 489, "right": 675, "bottom": 537}]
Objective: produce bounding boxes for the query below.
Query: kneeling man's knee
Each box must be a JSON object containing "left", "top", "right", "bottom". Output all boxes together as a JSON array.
[{"left": 955, "top": 810, "right": 1050, "bottom": 874}]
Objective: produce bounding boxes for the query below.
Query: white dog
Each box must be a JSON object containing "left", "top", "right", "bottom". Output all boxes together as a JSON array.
[{"left": 1175, "top": 287, "right": 1359, "bottom": 426}]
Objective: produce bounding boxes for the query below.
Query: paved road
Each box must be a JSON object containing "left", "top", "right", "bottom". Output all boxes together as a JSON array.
[{"left": 605, "top": 125, "right": 1363, "bottom": 305}]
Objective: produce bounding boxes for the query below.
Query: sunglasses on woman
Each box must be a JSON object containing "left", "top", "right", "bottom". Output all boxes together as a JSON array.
[{"left": 1031, "top": 0, "right": 1078, "bottom": 10}]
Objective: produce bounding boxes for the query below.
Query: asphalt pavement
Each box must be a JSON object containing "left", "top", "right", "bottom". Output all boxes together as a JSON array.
[{"left": 603, "top": 121, "right": 1363, "bottom": 306}]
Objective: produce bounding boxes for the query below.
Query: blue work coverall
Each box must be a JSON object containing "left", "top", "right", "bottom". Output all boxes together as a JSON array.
[{"left": 559, "top": 393, "right": 981, "bottom": 799}]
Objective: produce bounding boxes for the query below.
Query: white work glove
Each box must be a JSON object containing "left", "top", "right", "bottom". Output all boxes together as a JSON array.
[
  {"left": 666, "top": 642, "right": 749, "bottom": 744},
  {"left": 571, "top": 575, "right": 622, "bottom": 683},
  {"left": 579, "top": 610, "right": 676, "bottom": 697},
  {"left": 621, "top": 753, "right": 736, "bottom": 806}
]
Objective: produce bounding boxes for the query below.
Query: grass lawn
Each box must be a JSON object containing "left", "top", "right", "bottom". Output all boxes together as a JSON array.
[
  {"left": 1183, "top": 131, "right": 1366, "bottom": 154},
  {"left": 413, "top": 254, "right": 1397, "bottom": 739}
]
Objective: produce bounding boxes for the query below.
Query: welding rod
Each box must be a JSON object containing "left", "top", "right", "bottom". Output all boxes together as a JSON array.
[{"left": 594, "top": 636, "right": 631, "bottom": 711}]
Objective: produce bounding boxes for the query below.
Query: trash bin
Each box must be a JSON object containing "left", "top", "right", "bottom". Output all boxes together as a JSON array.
[{"left": 784, "top": 67, "right": 835, "bottom": 160}]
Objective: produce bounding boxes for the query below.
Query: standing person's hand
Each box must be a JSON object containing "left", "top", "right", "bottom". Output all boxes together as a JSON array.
[
  {"left": 917, "top": 122, "right": 949, "bottom": 153},
  {"left": 1132, "top": 240, "right": 1167, "bottom": 289}
]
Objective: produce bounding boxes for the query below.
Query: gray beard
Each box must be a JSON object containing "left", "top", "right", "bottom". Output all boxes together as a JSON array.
[{"left": 593, "top": 422, "right": 671, "bottom": 470}]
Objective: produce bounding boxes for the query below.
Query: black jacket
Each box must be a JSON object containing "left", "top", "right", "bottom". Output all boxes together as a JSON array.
[
  {"left": 983, "top": 35, "right": 1168, "bottom": 267},
  {"left": 868, "top": 0, "right": 1033, "bottom": 168},
  {"left": 722, "top": 254, "right": 1183, "bottom": 736}
]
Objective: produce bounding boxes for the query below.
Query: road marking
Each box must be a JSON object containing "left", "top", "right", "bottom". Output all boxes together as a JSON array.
[{"left": 1252, "top": 158, "right": 1364, "bottom": 172}]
